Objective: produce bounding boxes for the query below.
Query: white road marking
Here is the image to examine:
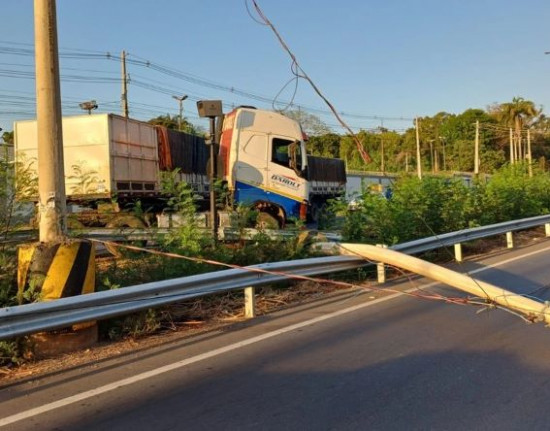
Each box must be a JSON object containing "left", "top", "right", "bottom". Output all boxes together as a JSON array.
[{"left": 2, "top": 244, "right": 550, "bottom": 427}]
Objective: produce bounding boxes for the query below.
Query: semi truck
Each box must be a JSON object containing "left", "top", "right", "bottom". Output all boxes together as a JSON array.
[{"left": 14, "top": 106, "right": 346, "bottom": 228}]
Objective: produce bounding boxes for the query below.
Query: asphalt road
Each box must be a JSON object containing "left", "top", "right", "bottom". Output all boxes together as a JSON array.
[{"left": 3, "top": 239, "right": 550, "bottom": 430}]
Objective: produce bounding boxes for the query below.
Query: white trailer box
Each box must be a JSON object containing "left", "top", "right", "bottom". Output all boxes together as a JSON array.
[{"left": 14, "top": 114, "right": 160, "bottom": 200}]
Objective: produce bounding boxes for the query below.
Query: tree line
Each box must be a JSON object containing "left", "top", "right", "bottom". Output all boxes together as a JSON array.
[{"left": 295, "top": 97, "right": 550, "bottom": 174}]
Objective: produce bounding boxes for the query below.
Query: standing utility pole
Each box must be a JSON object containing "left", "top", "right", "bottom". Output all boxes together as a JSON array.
[
  {"left": 172, "top": 94, "right": 188, "bottom": 130},
  {"left": 509, "top": 128, "right": 514, "bottom": 164},
  {"left": 527, "top": 128, "right": 533, "bottom": 178},
  {"left": 474, "top": 120, "right": 480, "bottom": 174},
  {"left": 517, "top": 127, "right": 523, "bottom": 161},
  {"left": 378, "top": 126, "right": 385, "bottom": 173},
  {"left": 415, "top": 117, "right": 422, "bottom": 179},
  {"left": 121, "top": 50, "right": 129, "bottom": 118},
  {"left": 34, "top": 0, "right": 66, "bottom": 242}
]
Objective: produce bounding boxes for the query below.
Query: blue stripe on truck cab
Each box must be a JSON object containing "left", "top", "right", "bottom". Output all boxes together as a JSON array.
[{"left": 234, "top": 181, "right": 302, "bottom": 220}]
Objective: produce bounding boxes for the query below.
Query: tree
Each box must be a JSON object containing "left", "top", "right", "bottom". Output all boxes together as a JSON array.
[
  {"left": 492, "top": 97, "right": 540, "bottom": 161},
  {"left": 282, "top": 110, "right": 332, "bottom": 137},
  {"left": 307, "top": 133, "right": 341, "bottom": 158},
  {"left": 1, "top": 131, "right": 13, "bottom": 146},
  {"left": 148, "top": 114, "right": 198, "bottom": 135}
]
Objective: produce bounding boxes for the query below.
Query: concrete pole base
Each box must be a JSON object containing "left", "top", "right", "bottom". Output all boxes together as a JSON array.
[
  {"left": 18, "top": 239, "right": 95, "bottom": 303},
  {"left": 26, "top": 323, "right": 98, "bottom": 359},
  {"left": 17, "top": 239, "right": 97, "bottom": 357}
]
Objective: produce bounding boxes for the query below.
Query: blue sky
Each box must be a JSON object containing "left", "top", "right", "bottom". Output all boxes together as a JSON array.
[{"left": 1, "top": 0, "right": 550, "bottom": 134}]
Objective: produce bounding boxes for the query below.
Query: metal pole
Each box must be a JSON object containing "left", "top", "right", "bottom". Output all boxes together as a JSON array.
[
  {"left": 172, "top": 95, "right": 188, "bottom": 131},
  {"left": 178, "top": 100, "right": 183, "bottom": 130},
  {"left": 34, "top": 0, "right": 66, "bottom": 242},
  {"left": 209, "top": 117, "right": 218, "bottom": 242}
]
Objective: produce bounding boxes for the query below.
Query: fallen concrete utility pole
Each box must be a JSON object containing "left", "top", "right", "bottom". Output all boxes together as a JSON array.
[{"left": 329, "top": 243, "right": 550, "bottom": 325}]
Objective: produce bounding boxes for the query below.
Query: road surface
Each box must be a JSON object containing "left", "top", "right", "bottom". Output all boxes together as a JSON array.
[{"left": 2, "top": 239, "right": 550, "bottom": 430}]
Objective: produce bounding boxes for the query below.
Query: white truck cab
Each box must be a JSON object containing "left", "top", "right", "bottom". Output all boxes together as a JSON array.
[{"left": 220, "top": 107, "right": 310, "bottom": 223}]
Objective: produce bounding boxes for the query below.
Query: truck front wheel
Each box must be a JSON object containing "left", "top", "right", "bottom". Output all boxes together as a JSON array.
[
  {"left": 256, "top": 211, "right": 282, "bottom": 229},
  {"left": 309, "top": 201, "right": 325, "bottom": 224}
]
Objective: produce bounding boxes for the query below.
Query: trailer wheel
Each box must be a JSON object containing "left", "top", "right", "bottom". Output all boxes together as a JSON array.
[{"left": 105, "top": 215, "right": 147, "bottom": 257}]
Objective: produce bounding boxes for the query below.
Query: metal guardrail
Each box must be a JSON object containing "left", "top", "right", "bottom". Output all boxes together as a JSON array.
[
  {"left": 393, "top": 214, "right": 550, "bottom": 255},
  {"left": 0, "top": 256, "right": 364, "bottom": 340},
  {"left": 2, "top": 214, "right": 550, "bottom": 340}
]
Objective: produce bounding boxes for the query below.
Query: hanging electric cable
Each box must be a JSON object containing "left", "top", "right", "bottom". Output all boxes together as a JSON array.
[{"left": 249, "top": 0, "right": 371, "bottom": 163}]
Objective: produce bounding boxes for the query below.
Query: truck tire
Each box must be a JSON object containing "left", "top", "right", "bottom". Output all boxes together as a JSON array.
[
  {"left": 105, "top": 214, "right": 147, "bottom": 257},
  {"left": 256, "top": 211, "right": 282, "bottom": 229},
  {"left": 310, "top": 201, "right": 325, "bottom": 224}
]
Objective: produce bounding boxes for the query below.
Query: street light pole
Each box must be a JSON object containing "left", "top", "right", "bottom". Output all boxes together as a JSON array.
[
  {"left": 172, "top": 94, "right": 188, "bottom": 130},
  {"left": 197, "top": 100, "right": 223, "bottom": 242}
]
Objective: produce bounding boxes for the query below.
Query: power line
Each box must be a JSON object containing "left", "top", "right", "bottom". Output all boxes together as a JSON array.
[{"left": 0, "top": 40, "right": 415, "bottom": 124}]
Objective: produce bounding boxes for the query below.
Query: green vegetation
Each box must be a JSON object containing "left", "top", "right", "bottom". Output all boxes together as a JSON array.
[
  {"left": 329, "top": 164, "right": 550, "bottom": 245},
  {"left": 2, "top": 96, "right": 550, "bottom": 366},
  {"left": 303, "top": 97, "right": 549, "bottom": 173},
  {"left": 148, "top": 113, "right": 201, "bottom": 135},
  {"left": 95, "top": 171, "right": 314, "bottom": 342},
  {"left": 0, "top": 150, "right": 38, "bottom": 367}
]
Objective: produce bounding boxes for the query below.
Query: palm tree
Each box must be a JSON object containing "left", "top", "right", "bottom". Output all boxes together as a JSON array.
[{"left": 495, "top": 97, "right": 540, "bottom": 162}]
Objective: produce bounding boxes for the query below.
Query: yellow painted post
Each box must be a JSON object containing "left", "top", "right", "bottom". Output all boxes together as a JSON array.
[
  {"left": 18, "top": 240, "right": 95, "bottom": 303},
  {"left": 244, "top": 286, "right": 256, "bottom": 319},
  {"left": 17, "top": 239, "right": 97, "bottom": 357},
  {"left": 545, "top": 223, "right": 550, "bottom": 237},
  {"left": 506, "top": 232, "right": 514, "bottom": 249},
  {"left": 454, "top": 243, "right": 463, "bottom": 262}
]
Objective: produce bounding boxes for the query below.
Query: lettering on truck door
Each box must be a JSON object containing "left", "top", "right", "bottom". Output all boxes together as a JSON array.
[{"left": 268, "top": 137, "right": 302, "bottom": 194}]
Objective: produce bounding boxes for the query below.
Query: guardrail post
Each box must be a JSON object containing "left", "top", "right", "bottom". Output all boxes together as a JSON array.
[
  {"left": 545, "top": 223, "right": 550, "bottom": 237},
  {"left": 506, "top": 231, "right": 514, "bottom": 249},
  {"left": 454, "top": 243, "right": 463, "bottom": 262},
  {"left": 376, "top": 244, "right": 387, "bottom": 284},
  {"left": 244, "top": 286, "right": 256, "bottom": 318}
]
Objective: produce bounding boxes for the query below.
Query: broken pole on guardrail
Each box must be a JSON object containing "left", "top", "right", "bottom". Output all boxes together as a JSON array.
[
  {"left": 16, "top": 0, "right": 97, "bottom": 358},
  {"left": 322, "top": 242, "right": 550, "bottom": 325}
]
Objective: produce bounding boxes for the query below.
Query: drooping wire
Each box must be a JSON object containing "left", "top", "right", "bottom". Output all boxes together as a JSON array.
[
  {"left": 244, "top": 1, "right": 498, "bottom": 304},
  {"left": 248, "top": 0, "right": 371, "bottom": 163}
]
